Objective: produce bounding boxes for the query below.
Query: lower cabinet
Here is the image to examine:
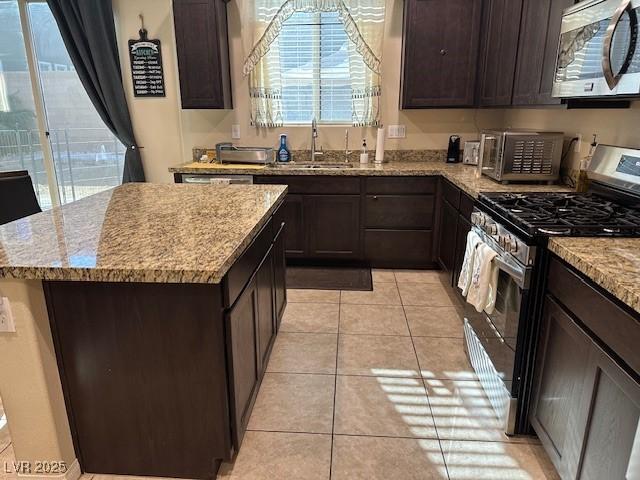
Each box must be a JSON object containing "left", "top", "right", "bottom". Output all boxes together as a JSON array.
[
  {"left": 273, "top": 225, "right": 287, "bottom": 328},
  {"left": 437, "top": 179, "right": 475, "bottom": 286},
  {"left": 531, "top": 260, "right": 640, "bottom": 480},
  {"left": 226, "top": 276, "right": 261, "bottom": 450},
  {"left": 306, "top": 194, "right": 360, "bottom": 259},
  {"left": 437, "top": 199, "right": 458, "bottom": 273},
  {"left": 256, "top": 246, "right": 276, "bottom": 372},
  {"left": 281, "top": 194, "right": 305, "bottom": 257},
  {"left": 255, "top": 175, "right": 438, "bottom": 266}
]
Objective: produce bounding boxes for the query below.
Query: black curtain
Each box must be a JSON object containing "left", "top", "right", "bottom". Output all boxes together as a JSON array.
[{"left": 47, "top": 0, "right": 145, "bottom": 183}]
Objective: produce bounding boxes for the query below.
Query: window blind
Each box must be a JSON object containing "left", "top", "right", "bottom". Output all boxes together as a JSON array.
[{"left": 273, "top": 11, "right": 366, "bottom": 124}]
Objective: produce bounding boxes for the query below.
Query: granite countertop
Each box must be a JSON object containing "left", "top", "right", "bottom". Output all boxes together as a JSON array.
[
  {"left": 169, "top": 160, "right": 573, "bottom": 198},
  {"left": 0, "top": 183, "right": 287, "bottom": 284},
  {"left": 549, "top": 238, "right": 640, "bottom": 315}
]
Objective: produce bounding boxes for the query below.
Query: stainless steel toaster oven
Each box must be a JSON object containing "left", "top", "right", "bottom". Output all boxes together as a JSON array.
[{"left": 479, "top": 130, "right": 564, "bottom": 183}]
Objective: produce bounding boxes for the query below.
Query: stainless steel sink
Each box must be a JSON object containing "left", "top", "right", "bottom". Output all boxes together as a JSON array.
[{"left": 268, "top": 163, "right": 354, "bottom": 169}]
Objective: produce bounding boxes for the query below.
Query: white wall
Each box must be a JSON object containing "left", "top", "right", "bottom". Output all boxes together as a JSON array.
[{"left": 504, "top": 104, "right": 640, "bottom": 169}]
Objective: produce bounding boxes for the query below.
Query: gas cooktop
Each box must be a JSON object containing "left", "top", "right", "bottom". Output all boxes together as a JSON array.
[{"left": 478, "top": 192, "right": 640, "bottom": 237}]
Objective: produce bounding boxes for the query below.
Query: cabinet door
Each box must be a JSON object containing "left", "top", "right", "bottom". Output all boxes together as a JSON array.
[
  {"left": 513, "top": 0, "right": 572, "bottom": 106},
  {"left": 530, "top": 295, "right": 592, "bottom": 479},
  {"left": 477, "top": 0, "right": 524, "bottom": 107},
  {"left": 437, "top": 200, "right": 458, "bottom": 273},
  {"left": 273, "top": 226, "right": 287, "bottom": 328},
  {"left": 576, "top": 347, "right": 640, "bottom": 480},
  {"left": 306, "top": 195, "right": 361, "bottom": 259},
  {"left": 173, "top": 0, "right": 232, "bottom": 109},
  {"left": 401, "top": 0, "right": 483, "bottom": 108},
  {"left": 226, "top": 278, "right": 260, "bottom": 449},
  {"left": 256, "top": 246, "right": 276, "bottom": 374},
  {"left": 281, "top": 194, "right": 305, "bottom": 257}
]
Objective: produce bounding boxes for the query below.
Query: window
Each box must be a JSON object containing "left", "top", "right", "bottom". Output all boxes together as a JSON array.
[
  {"left": 0, "top": 0, "right": 123, "bottom": 209},
  {"left": 279, "top": 11, "right": 355, "bottom": 124}
]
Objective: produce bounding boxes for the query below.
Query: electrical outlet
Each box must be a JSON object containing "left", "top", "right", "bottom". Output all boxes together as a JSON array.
[
  {"left": 574, "top": 134, "right": 582, "bottom": 153},
  {"left": 231, "top": 124, "right": 241, "bottom": 140},
  {"left": 388, "top": 125, "right": 406, "bottom": 139},
  {"left": 0, "top": 297, "right": 15, "bottom": 333}
]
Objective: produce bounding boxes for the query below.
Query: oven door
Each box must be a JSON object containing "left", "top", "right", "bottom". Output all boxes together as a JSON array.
[
  {"left": 463, "top": 230, "right": 532, "bottom": 434},
  {"left": 553, "top": 0, "right": 640, "bottom": 98}
]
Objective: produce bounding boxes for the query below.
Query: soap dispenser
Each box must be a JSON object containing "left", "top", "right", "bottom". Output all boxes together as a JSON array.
[{"left": 277, "top": 134, "right": 291, "bottom": 163}]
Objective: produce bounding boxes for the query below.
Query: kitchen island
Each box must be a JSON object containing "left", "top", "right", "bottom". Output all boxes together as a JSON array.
[{"left": 0, "top": 183, "right": 288, "bottom": 479}]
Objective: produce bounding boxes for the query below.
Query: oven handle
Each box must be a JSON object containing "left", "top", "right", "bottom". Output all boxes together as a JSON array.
[
  {"left": 493, "top": 256, "right": 530, "bottom": 290},
  {"left": 602, "top": 0, "right": 634, "bottom": 90}
]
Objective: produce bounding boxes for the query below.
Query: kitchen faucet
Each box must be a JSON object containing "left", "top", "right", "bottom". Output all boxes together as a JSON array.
[{"left": 311, "top": 118, "right": 323, "bottom": 162}]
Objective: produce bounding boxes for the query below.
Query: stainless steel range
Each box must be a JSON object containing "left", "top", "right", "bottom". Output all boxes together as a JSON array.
[{"left": 464, "top": 144, "right": 640, "bottom": 436}]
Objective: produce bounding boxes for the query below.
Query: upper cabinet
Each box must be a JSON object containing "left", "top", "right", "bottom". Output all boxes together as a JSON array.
[
  {"left": 400, "top": 0, "right": 573, "bottom": 108},
  {"left": 476, "top": 0, "right": 524, "bottom": 107},
  {"left": 173, "top": 0, "right": 232, "bottom": 109},
  {"left": 512, "top": 0, "right": 574, "bottom": 106},
  {"left": 400, "top": 0, "right": 483, "bottom": 108}
]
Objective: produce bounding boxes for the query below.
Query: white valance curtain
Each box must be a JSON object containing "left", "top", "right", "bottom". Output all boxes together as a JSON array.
[{"left": 242, "top": 0, "right": 386, "bottom": 127}]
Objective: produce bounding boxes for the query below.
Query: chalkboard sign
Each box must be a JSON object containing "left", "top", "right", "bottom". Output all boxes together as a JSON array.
[{"left": 129, "top": 29, "right": 165, "bottom": 98}]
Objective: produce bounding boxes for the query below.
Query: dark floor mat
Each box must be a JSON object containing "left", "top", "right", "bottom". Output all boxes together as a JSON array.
[{"left": 286, "top": 266, "right": 373, "bottom": 291}]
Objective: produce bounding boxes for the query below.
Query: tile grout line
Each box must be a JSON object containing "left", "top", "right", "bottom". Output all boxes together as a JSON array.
[
  {"left": 399, "top": 274, "right": 452, "bottom": 480},
  {"left": 328, "top": 290, "right": 342, "bottom": 480}
]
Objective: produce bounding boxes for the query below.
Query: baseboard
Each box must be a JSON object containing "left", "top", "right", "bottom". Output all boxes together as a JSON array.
[{"left": 16, "top": 458, "right": 81, "bottom": 480}]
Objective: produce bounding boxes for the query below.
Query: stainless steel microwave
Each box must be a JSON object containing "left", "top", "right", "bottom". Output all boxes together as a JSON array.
[
  {"left": 553, "top": 0, "right": 640, "bottom": 99},
  {"left": 479, "top": 130, "right": 564, "bottom": 184}
]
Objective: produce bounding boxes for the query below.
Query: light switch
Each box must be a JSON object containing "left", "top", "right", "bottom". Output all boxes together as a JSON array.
[
  {"left": 388, "top": 125, "right": 406, "bottom": 139},
  {"left": 0, "top": 297, "right": 15, "bottom": 333},
  {"left": 232, "top": 124, "right": 241, "bottom": 139}
]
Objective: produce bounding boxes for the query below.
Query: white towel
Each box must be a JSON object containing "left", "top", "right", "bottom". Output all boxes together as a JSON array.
[
  {"left": 466, "top": 243, "right": 499, "bottom": 313},
  {"left": 457, "top": 230, "right": 482, "bottom": 296}
]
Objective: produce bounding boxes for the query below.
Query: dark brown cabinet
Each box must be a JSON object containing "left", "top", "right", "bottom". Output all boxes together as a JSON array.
[
  {"left": 400, "top": 0, "right": 570, "bottom": 108},
  {"left": 477, "top": 0, "right": 524, "bottom": 107},
  {"left": 281, "top": 194, "right": 305, "bottom": 257},
  {"left": 437, "top": 199, "right": 458, "bottom": 272},
  {"left": 173, "top": 0, "right": 232, "bottom": 109},
  {"left": 401, "top": 0, "right": 483, "bottom": 108},
  {"left": 513, "top": 0, "right": 573, "bottom": 106},
  {"left": 254, "top": 175, "right": 437, "bottom": 267},
  {"left": 306, "top": 195, "right": 360, "bottom": 259},
  {"left": 226, "top": 276, "right": 260, "bottom": 449},
  {"left": 530, "top": 295, "right": 592, "bottom": 478},
  {"left": 46, "top": 202, "right": 286, "bottom": 479},
  {"left": 256, "top": 246, "right": 276, "bottom": 372},
  {"left": 437, "top": 179, "right": 475, "bottom": 286},
  {"left": 531, "top": 259, "right": 640, "bottom": 479},
  {"left": 273, "top": 225, "right": 287, "bottom": 327}
]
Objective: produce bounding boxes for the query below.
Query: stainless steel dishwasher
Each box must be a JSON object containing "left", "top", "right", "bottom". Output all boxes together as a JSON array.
[{"left": 181, "top": 174, "right": 254, "bottom": 185}]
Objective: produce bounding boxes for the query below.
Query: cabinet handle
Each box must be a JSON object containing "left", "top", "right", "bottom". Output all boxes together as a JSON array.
[
  {"left": 373, "top": 196, "right": 378, "bottom": 200},
  {"left": 440, "top": 49, "right": 447, "bottom": 56}
]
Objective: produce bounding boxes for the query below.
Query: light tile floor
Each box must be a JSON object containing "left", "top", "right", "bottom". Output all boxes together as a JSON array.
[{"left": 0, "top": 269, "right": 560, "bottom": 480}]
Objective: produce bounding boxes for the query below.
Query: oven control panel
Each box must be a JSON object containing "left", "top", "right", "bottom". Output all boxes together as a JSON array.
[{"left": 470, "top": 210, "right": 535, "bottom": 266}]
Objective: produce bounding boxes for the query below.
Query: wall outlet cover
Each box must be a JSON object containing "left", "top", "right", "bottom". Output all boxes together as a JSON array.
[
  {"left": 231, "top": 124, "right": 241, "bottom": 140},
  {"left": 388, "top": 125, "right": 406, "bottom": 139},
  {"left": 0, "top": 297, "right": 15, "bottom": 333}
]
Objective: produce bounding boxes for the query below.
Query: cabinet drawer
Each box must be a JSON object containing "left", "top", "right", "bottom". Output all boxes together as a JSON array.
[
  {"left": 548, "top": 257, "right": 640, "bottom": 375},
  {"left": 254, "top": 175, "right": 360, "bottom": 194},
  {"left": 442, "top": 179, "right": 461, "bottom": 210},
  {"left": 224, "top": 217, "right": 273, "bottom": 308},
  {"left": 364, "top": 229, "right": 434, "bottom": 268},
  {"left": 365, "top": 195, "right": 434, "bottom": 229},
  {"left": 366, "top": 176, "right": 437, "bottom": 194}
]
